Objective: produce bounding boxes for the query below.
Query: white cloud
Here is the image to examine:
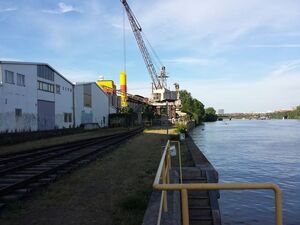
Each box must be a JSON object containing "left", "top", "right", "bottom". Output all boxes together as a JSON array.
[
  {"left": 164, "top": 57, "right": 225, "bottom": 66},
  {"left": 58, "top": 2, "right": 80, "bottom": 13},
  {"left": 111, "top": 23, "right": 131, "bottom": 31},
  {"left": 164, "top": 57, "right": 210, "bottom": 65},
  {"left": 58, "top": 68, "right": 98, "bottom": 84},
  {"left": 248, "top": 44, "right": 300, "bottom": 48},
  {"left": 126, "top": 81, "right": 152, "bottom": 96},
  {"left": 0, "top": 7, "right": 17, "bottom": 12},
  {"left": 0, "top": 57, "right": 22, "bottom": 61},
  {"left": 180, "top": 60, "right": 300, "bottom": 113},
  {"left": 271, "top": 60, "right": 300, "bottom": 77},
  {"left": 42, "top": 2, "right": 81, "bottom": 14},
  {"left": 25, "top": 1, "right": 109, "bottom": 50},
  {"left": 128, "top": 0, "right": 300, "bottom": 53}
]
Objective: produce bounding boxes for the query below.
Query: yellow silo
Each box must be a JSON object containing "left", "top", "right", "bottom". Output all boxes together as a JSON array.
[{"left": 120, "top": 71, "right": 128, "bottom": 107}]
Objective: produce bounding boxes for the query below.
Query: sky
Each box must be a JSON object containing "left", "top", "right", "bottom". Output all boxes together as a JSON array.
[{"left": 1, "top": 0, "right": 300, "bottom": 113}]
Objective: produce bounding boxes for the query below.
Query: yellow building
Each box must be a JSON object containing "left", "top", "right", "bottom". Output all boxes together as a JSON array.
[{"left": 96, "top": 80, "right": 116, "bottom": 94}]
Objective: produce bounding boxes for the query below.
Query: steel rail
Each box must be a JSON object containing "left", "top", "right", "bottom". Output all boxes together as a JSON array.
[
  {"left": 0, "top": 128, "right": 143, "bottom": 206},
  {"left": 0, "top": 131, "right": 127, "bottom": 163},
  {"left": 0, "top": 134, "right": 125, "bottom": 176}
]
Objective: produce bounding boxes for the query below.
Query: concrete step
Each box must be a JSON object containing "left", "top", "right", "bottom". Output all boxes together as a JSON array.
[
  {"left": 190, "top": 215, "right": 213, "bottom": 221},
  {"left": 190, "top": 219, "right": 213, "bottom": 225},
  {"left": 188, "top": 190, "right": 209, "bottom": 197},
  {"left": 182, "top": 175, "right": 206, "bottom": 180},
  {"left": 183, "top": 178, "right": 207, "bottom": 183},
  {"left": 189, "top": 209, "right": 212, "bottom": 218},
  {"left": 188, "top": 197, "right": 210, "bottom": 207},
  {"left": 189, "top": 207, "right": 211, "bottom": 217}
]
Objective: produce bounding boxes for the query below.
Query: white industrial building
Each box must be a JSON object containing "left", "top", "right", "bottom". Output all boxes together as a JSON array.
[
  {"left": 74, "top": 82, "right": 109, "bottom": 128},
  {"left": 0, "top": 61, "right": 74, "bottom": 132}
]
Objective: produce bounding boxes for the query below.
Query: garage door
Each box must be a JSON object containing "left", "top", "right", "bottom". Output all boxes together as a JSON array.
[{"left": 37, "top": 100, "right": 55, "bottom": 130}]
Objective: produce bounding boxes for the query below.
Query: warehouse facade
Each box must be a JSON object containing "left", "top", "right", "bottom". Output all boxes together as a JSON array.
[
  {"left": 0, "top": 61, "right": 74, "bottom": 132},
  {"left": 74, "top": 82, "right": 109, "bottom": 128}
]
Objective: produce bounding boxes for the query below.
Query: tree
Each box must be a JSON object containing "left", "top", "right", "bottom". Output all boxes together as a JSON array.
[
  {"left": 205, "top": 107, "right": 216, "bottom": 115},
  {"left": 120, "top": 106, "right": 134, "bottom": 114},
  {"left": 204, "top": 107, "right": 218, "bottom": 122},
  {"left": 179, "top": 90, "right": 205, "bottom": 124},
  {"left": 296, "top": 106, "right": 300, "bottom": 118},
  {"left": 142, "top": 105, "right": 155, "bottom": 121}
]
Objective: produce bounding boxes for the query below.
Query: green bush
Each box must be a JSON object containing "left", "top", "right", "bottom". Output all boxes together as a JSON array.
[{"left": 175, "top": 122, "right": 187, "bottom": 133}]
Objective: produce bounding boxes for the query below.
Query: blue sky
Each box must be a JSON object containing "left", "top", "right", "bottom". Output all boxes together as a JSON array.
[{"left": 1, "top": 0, "right": 300, "bottom": 113}]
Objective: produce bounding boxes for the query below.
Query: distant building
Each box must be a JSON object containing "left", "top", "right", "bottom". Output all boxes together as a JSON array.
[
  {"left": 96, "top": 79, "right": 116, "bottom": 94},
  {"left": 127, "top": 94, "right": 148, "bottom": 125},
  {"left": 218, "top": 109, "right": 225, "bottom": 115},
  {"left": 0, "top": 61, "right": 74, "bottom": 132},
  {"left": 74, "top": 82, "right": 109, "bottom": 128},
  {"left": 96, "top": 79, "right": 120, "bottom": 113},
  {"left": 275, "top": 108, "right": 294, "bottom": 113}
]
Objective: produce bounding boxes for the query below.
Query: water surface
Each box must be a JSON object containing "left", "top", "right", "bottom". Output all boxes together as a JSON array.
[{"left": 190, "top": 120, "right": 300, "bottom": 225}]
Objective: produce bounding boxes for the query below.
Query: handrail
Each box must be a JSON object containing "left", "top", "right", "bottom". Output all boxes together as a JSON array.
[{"left": 153, "top": 140, "right": 283, "bottom": 225}]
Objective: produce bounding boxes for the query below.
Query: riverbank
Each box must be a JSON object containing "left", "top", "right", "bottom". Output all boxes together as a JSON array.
[{"left": 0, "top": 128, "right": 176, "bottom": 225}]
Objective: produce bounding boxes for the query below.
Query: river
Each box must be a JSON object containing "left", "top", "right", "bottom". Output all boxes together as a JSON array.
[{"left": 190, "top": 120, "right": 300, "bottom": 225}]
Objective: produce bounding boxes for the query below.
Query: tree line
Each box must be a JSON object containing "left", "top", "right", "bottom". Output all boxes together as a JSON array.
[
  {"left": 270, "top": 106, "right": 300, "bottom": 119},
  {"left": 179, "top": 90, "right": 217, "bottom": 123}
]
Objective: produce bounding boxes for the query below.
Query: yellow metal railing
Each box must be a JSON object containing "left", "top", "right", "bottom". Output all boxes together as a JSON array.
[{"left": 153, "top": 140, "right": 283, "bottom": 225}]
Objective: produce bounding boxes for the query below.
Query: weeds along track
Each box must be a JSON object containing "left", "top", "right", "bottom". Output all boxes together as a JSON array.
[{"left": 0, "top": 127, "right": 143, "bottom": 210}]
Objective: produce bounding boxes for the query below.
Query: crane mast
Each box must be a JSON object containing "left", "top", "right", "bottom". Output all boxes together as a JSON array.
[{"left": 121, "top": 0, "right": 166, "bottom": 90}]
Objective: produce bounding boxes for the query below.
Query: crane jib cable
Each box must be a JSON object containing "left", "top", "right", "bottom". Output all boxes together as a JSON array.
[
  {"left": 141, "top": 32, "right": 163, "bottom": 68},
  {"left": 121, "top": 0, "right": 168, "bottom": 90},
  {"left": 123, "top": 7, "right": 127, "bottom": 73}
]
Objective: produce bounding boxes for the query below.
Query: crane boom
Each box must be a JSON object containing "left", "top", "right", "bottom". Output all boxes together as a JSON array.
[{"left": 121, "top": 0, "right": 163, "bottom": 90}]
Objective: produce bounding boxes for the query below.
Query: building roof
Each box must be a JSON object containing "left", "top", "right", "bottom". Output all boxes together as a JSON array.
[
  {"left": 0, "top": 60, "right": 74, "bottom": 86},
  {"left": 97, "top": 79, "right": 115, "bottom": 83}
]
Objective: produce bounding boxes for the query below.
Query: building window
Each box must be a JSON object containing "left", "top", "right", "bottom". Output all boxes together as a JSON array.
[
  {"left": 56, "top": 84, "right": 61, "bottom": 94},
  {"left": 5, "top": 70, "right": 14, "bottom": 84},
  {"left": 64, "top": 113, "right": 72, "bottom": 123},
  {"left": 38, "top": 81, "right": 54, "bottom": 93},
  {"left": 83, "top": 84, "right": 92, "bottom": 107},
  {"left": 15, "top": 108, "right": 22, "bottom": 117},
  {"left": 37, "top": 65, "right": 54, "bottom": 81},
  {"left": 17, "top": 73, "right": 25, "bottom": 86}
]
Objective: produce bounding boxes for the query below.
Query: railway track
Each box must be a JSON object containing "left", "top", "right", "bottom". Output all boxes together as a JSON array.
[{"left": 0, "top": 127, "right": 143, "bottom": 210}]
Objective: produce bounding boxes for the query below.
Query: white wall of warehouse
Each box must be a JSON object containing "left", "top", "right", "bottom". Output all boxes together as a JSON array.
[
  {"left": 0, "top": 63, "right": 38, "bottom": 132},
  {"left": 74, "top": 83, "right": 109, "bottom": 128},
  {"left": 53, "top": 72, "right": 74, "bottom": 129},
  {"left": 0, "top": 62, "right": 74, "bottom": 132}
]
